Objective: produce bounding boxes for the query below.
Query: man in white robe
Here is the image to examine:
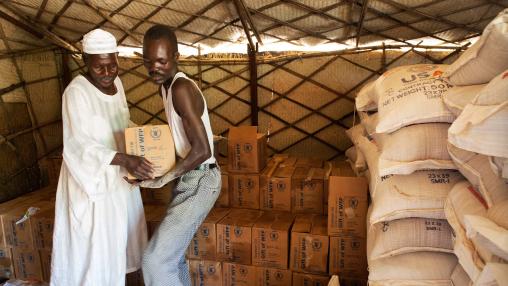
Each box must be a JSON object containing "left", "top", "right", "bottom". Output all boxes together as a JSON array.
[{"left": 51, "top": 29, "right": 151, "bottom": 286}]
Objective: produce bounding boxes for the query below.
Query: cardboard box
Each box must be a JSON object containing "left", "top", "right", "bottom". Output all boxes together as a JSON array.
[
  {"left": 339, "top": 277, "right": 368, "bottom": 286},
  {"left": 295, "top": 158, "right": 324, "bottom": 168},
  {"left": 324, "top": 163, "right": 356, "bottom": 203},
  {"left": 292, "top": 272, "right": 330, "bottom": 286},
  {"left": 2, "top": 211, "right": 35, "bottom": 250},
  {"left": 222, "top": 262, "right": 256, "bottom": 286},
  {"left": 252, "top": 212, "right": 294, "bottom": 269},
  {"left": 260, "top": 162, "right": 295, "bottom": 212},
  {"left": 290, "top": 215, "right": 329, "bottom": 274},
  {"left": 255, "top": 267, "right": 292, "bottom": 286},
  {"left": 39, "top": 249, "right": 51, "bottom": 282},
  {"left": 125, "top": 125, "right": 176, "bottom": 179},
  {"left": 187, "top": 208, "right": 230, "bottom": 260},
  {"left": 227, "top": 126, "right": 267, "bottom": 174},
  {"left": 329, "top": 236, "right": 367, "bottom": 277},
  {"left": 0, "top": 247, "right": 13, "bottom": 279},
  {"left": 216, "top": 209, "right": 263, "bottom": 264},
  {"left": 31, "top": 208, "right": 54, "bottom": 250},
  {"left": 215, "top": 164, "right": 229, "bottom": 208},
  {"left": 11, "top": 248, "right": 42, "bottom": 280},
  {"left": 141, "top": 182, "right": 173, "bottom": 205},
  {"left": 292, "top": 167, "right": 326, "bottom": 214},
  {"left": 189, "top": 260, "right": 222, "bottom": 286},
  {"left": 126, "top": 270, "right": 144, "bottom": 286},
  {"left": 229, "top": 174, "right": 260, "bottom": 209},
  {"left": 144, "top": 205, "right": 167, "bottom": 239},
  {"left": 328, "top": 177, "right": 368, "bottom": 238}
]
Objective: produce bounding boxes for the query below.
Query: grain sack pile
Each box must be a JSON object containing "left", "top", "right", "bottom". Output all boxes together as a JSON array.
[
  {"left": 347, "top": 62, "right": 468, "bottom": 285},
  {"left": 441, "top": 8, "right": 508, "bottom": 285}
]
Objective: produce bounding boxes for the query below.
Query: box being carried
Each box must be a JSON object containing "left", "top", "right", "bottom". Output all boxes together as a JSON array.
[{"left": 125, "top": 125, "right": 176, "bottom": 179}]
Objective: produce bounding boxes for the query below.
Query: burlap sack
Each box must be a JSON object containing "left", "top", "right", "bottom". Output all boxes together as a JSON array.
[
  {"left": 375, "top": 123, "right": 456, "bottom": 176},
  {"left": 444, "top": 9, "right": 508, "bottom": 85},
  {"left": 448, "top": 70, "right": 508, "bottom": 158},
  {"left": 368, "top": 218, "right": 453, "bottom": 260},
  {"left": 369, "top": 170, "right": 463, "bottom": 224},
  {"left": 368, "top": 252, "right": 457, "bottom": 286},
  {"left": 443, "top": 84, "right": 485, "bottom": 117},
  {"left": 375, "top": 64, "right": 455, "bottom": 133},
  {"left": 448, "top": 143, "right": 508, "bottom": 208}
]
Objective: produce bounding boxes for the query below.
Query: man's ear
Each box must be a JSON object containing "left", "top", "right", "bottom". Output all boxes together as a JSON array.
[{"left": 174, "top": 51, "right": 180, "bottom": 61}]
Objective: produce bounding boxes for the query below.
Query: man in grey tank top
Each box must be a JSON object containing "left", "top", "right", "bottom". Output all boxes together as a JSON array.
[{"left": 139, "top": 25, "right": 221, "bottom": 286}]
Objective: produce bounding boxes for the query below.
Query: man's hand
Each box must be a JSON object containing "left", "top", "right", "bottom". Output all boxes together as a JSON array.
[{"left": 111, "top": 153, "right": 154, "bottom": 180}]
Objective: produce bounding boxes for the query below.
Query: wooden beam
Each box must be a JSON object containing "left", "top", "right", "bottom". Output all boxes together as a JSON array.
[
  {"left": 35, "top": 0, "right": 49, "bottom": 20},
  {"left": 82, "top": 0, "right": 141, "bottom": 45},
  {"left": 0, "top": 2, "right": 80, "bottom": 53},
  {"left": 177, "top": 0, "right": 224, "bottom": 29},
  {"left": 117, "top": 0, "right": 173, "bottom": 45},
  {"left": 248, "top": 44, "right": 258, "bottom": 125},
  {"left": 346, "top": 0, "right": 457, "bottom": 45},
  {"left": 47, "top": 0, "right": 72, "bottom": 32},
  {"left": 237, "top": 0, "right": 263, "bottom": 44},
  {"left": 233, "top": 0, "right": 256, "bottom": 50},
  {"left": 61, "top": 51, "right": 72, "bottom": 88},
  {"left": 0, "top": 81, "right": 25, "bottom": 97},
  {"left": 90, "top": 0, "right": 133, "bottom": 31},
  {"left": 379, "top": 0, "right": 482, "bottom": 34},
  {"left": 355, "top": 0, "right": 370, "bottom": 47},
  {"left": 0, "top": 9, "right": 44, "bottom": 39}
]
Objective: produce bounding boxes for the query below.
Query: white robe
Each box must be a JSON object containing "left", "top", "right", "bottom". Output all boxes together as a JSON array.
[{"left": 51, "top": 75, "right": 147, "bottom": 286}]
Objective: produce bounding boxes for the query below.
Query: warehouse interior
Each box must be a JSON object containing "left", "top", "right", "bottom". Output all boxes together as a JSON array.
[{"left": 0, "top": 0, "right": 507, "bottom": 285}]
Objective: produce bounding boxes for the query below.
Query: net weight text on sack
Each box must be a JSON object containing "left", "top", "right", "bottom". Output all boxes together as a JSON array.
[{"left": 381, "top": 79, "right": 453, "bottom": 107}]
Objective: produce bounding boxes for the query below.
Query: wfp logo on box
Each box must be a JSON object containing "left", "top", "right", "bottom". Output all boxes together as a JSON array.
[
  {"left": 201, "top": 227, "right": 210, "bottom": 237},
  {"left": 150, "top": 127, "right": 162, "bottom": 139}
]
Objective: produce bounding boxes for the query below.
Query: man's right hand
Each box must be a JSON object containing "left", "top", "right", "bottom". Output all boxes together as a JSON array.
[{"left": 111, "top": 153, "right": 154, "bottom": 180}]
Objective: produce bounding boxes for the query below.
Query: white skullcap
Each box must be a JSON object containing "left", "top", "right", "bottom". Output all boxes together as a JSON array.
[{"left": 82, "top": 29, "right": 118, "bottom": 54}]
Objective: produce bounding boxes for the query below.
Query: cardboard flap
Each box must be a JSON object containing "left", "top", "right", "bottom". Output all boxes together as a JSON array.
[{"left": 229, "top": 126, "right": 258, "bottom": 140}]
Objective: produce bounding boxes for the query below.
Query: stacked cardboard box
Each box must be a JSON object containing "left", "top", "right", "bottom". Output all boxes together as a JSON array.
[
  {"left": 228, "top": 126, "right": 267, "bottom": 210},
  {"left": 184, "top": 126, "right": 368, "bottom": 286},
  {"left": 327, "top": 166, "right": 369, "bottom": 284},
  {"left": 0, "top": 186, "right": 56, "bottom": 282}
]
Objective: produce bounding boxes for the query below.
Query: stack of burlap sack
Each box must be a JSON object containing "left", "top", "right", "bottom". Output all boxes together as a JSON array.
[{"left": 345, "top": 8, "right": 508, "bottom": 286}]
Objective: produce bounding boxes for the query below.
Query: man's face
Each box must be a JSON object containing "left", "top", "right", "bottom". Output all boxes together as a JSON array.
[
  {"left": 85, "top": 53, "right": 118, "bottom": 90},
  {"left": 143, "top": 38, "right": 179, "bottom": 85}
]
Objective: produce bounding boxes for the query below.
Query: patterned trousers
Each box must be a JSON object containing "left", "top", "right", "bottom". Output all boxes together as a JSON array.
[{"left": 142, "top": 166, "right": 221, "bottom": 286}]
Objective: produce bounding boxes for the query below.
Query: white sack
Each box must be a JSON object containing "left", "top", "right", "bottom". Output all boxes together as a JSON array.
[
  {"left": 464, "top": 215, "right": 508, "bottom": 261},
  {"left": 345, "top": 146, "right": 367, "bottom": 174},
  {"left": 448, "top": 143, "right": 508, "bottom": 208},
  {"left": 489, "top": 156, "right": 508, "bottom": 180},
  {"left": 487, "top": 200, "right": 508, "bottom": 229},
  {"left": 368, "top": 217, "right": 453, "bottom": 260},
  {"left": 358, "top": 111, "right": 378, "bottom": 136},
  {"left": 356, "top": 80, "right": 378, "bottom": 111},
  {"left": 368, "top": 252, "right": 457, "bottom": 285},
  {"left": 375, "top": 64, "right": 455, "bottom": 133},
  {"left": 475, "top": 263, "right": 508, "bottom": 286},
  {"left": 376, "top": 123, "right": 456, "bottom": 176},
  {"left": 369, "top": 170, "right": 463, "bottom": 224},
  {"left": 448, "top": 70, "right": 508, "bottom": 158},
  {"left": 444, "top": 9, "right": 508, "bottom": 85},
  {"left": 443, "top": 84, "right": 485, "bottom": 117},
  {"left": 451, "top": 263, "right": 472, "bottom": 286}
]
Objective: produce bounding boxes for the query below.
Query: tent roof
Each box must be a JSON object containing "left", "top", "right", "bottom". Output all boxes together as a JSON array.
[{"left": 0, "top": 0, "right": 507, "bottom": 56}]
